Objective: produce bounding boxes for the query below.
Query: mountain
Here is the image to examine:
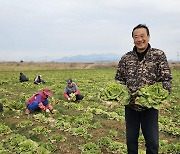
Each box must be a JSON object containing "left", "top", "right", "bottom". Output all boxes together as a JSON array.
[{"left": 54, "top": 53, "right": 121, "bottom": 63}]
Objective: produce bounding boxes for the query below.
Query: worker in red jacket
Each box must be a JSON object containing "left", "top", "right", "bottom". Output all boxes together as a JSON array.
[{"left": 25, "top": 88, "right": 53, "bottom": 115}]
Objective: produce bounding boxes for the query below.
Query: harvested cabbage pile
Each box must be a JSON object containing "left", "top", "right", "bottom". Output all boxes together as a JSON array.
[
  {"left": 133, "top": 83, "right": 169, "bottom": 109},
  {"left": 100, "top": 82, "right": 130, "bottom": 105}
]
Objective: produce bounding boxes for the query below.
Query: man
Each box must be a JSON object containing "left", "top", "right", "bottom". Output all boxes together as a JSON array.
[
  {"left": 25, "top": 88, "right": 54, "bottom": 114},
  {"left": 63, "top": 79, "right": 84, "bottom": 101},
  {"left": 19, "top": 72, "right": 29, "bottom": 82},
  {"left": 115, "top": 24, "right": 172, "bottom": 154}
]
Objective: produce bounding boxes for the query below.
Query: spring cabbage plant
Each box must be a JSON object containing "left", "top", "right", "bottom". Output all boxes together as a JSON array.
[
  {"left": 133, "top": 83, "right": 169, "bottom": 109},
  {"left": 69, "top": 93, "right": 76, "bottom": 101},
  {"left": 100, "top": 82, "right": 130, "bottom": 105}
]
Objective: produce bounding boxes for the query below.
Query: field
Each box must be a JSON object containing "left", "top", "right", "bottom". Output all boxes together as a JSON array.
[{"left": 0, "top": 62, "right": 179, "bottom": 154}]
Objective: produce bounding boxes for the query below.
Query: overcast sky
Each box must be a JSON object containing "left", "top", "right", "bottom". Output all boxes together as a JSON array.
[{"left": 0, "top": 0, "right": 180, "bottom": 62}]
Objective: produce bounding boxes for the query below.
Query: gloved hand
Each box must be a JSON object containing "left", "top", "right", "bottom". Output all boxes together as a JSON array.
[
  {"left": 45, "top": 108, "right": 50, "bottom": 112},
  {"left": 38, "top": 102, "right": 46, "bottom": 111},
  {"left": 45, "top": 108, "right": 54, "bottom": 114}
]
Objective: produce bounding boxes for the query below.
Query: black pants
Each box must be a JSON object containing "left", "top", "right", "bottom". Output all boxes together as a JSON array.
[
  {"left": 125, "top": 106, "right": 159, "bottom": 154},
  {"left": 76, "top": 94, "right": 84, "bottom": 101}
]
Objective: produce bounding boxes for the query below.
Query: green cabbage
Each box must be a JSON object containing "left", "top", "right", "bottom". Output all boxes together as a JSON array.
[
  {"left": 133, "top": 83, "right": 169, "bottom": 109},
  {"left": 100, "top": 82, "right": 130, "bottom": 105},
  {"left": 69, "top": 93, "right": 76, "bottom": 101}
]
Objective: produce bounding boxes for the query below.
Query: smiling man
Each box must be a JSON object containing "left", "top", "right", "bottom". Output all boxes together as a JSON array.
[
  {"left": 133, "top": 26, "right": 150, "bottom": 53},
  {"left": 115, "top": 24, "right": 172, "bottom": 154}
]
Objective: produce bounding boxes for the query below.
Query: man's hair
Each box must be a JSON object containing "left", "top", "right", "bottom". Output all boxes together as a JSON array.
[{"left": 132, "top": 24, "right": 150, "bottom": 37}]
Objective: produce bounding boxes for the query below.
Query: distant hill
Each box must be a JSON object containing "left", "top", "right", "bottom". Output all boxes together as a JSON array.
[{"left": 54, "top": 53, "right": 122, "bottom": 63}]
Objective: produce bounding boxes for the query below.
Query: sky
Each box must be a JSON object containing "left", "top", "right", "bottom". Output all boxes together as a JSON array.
[{"left": 0, "top": 0, "right": 180, "bottom": 62}]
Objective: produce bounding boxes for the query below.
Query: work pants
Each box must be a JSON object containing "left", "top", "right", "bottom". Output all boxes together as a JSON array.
[
  {"left": 125, "top": 106, "right": 159, "bottom": 154},
  {"left": 27, "top": 100, "right": 49, "bottom": 111}
]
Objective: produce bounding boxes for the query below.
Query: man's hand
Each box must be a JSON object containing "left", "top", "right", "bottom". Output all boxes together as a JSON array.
[
  {"left": 38, "top": 102, "right": 46, "bottom": 111},
  {"left": 67, "top": 97, "right": 71, "bottom": 101}
]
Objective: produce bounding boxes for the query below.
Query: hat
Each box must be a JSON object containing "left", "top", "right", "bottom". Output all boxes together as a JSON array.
[
  {"left": 67, "top": 79, "right": 72, "bottom": 84},
  {"left": 43, "top": 88, "right": 52, "bottom": 96}
]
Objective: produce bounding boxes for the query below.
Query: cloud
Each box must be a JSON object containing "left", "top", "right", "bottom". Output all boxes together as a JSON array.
[{"left": 0, "top": 0, "right": 179, "bottom": 61}]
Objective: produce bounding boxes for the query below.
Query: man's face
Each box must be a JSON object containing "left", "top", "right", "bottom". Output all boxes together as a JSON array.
[
  {"left": 133, "top": 28, "right": 150, "bottom": 53},
  {"left": 68, "top": 83, "right": 73, "bottom": 87}
]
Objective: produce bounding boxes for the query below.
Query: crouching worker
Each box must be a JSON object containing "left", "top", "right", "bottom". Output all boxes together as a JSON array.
[
  {"left": 19, "top": 72, "right": 29, "bottom": 82},
  {"left": 63, "top": 79, "right": 84, "bottom": 102},
  {"left": 25, "top": 88, "right": 54, "bottom": 115},
  {"left": 34, "top": 75, "right": 45, "bottom": 85}
]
